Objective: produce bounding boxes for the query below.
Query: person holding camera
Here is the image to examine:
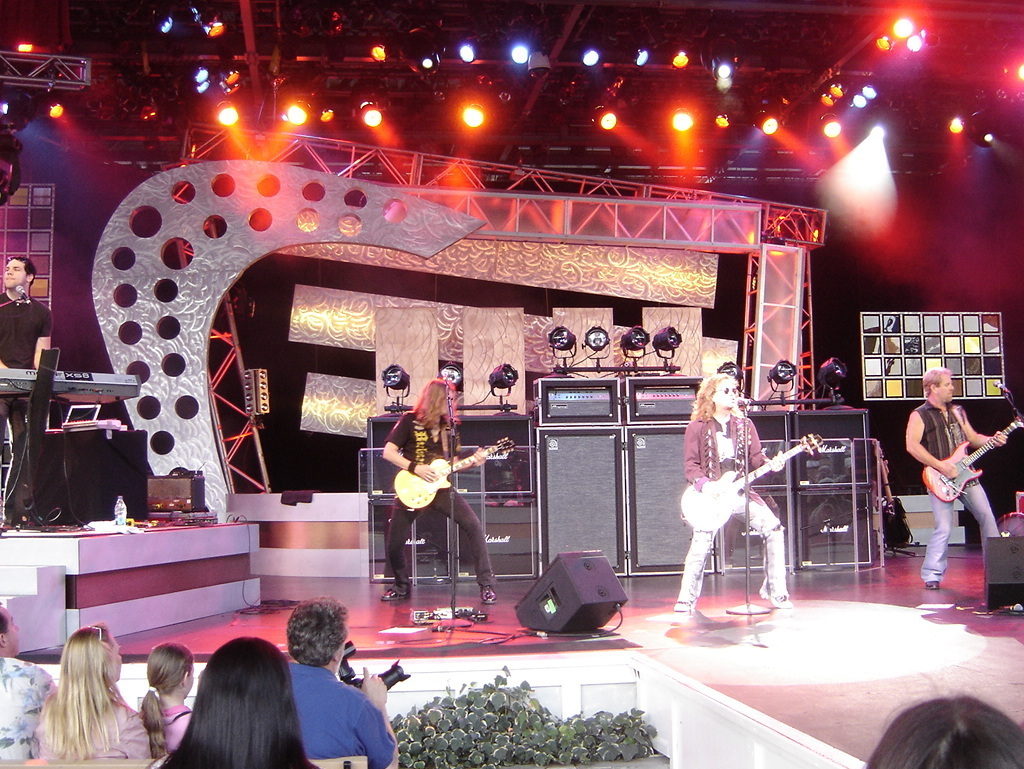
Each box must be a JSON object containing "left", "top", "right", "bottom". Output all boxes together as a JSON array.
[{"left": 286, "top": 597, "right": 397, "bottom": 769}]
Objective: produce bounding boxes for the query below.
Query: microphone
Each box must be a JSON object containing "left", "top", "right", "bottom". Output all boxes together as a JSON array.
[
  {"left": 14, "top": 285, "right": 27, "bottom": 303},
  {"left": 996, "top": 381, "right": 1011, "bottom": 393},
  {"left": 736, "top": 397, "right": 753, "bottom": 408}
]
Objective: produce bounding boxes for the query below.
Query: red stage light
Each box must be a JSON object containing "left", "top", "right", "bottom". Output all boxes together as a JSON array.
[
  {"left": 360, "top": 102, "right": 383, "bottom": 127},
  {"left": 671, "top": 110, "right": 694, "bottom": 132},
  {"left": 47, "top": 103, "right": 64, "bottom": 119},
  {"left": 370, "top": 44, "right": 387, "bottom": 63},
  {"left": 462, "top": 103, "right": 486, "bottom": 128},
  {"left": 597, "top": 110, "right": 617, "bottom": 130},
  {"left": 217, "top": 104, "right": 239, "bottom": 126},
  {"left": 671, "top": 51, "right": 689, "bottom": 69},
  {"left": 760, "top": 116, "right": 780, "bottom": 135},
  {"left": 948, "top": 117, "right": 964, "bottom": 134}
]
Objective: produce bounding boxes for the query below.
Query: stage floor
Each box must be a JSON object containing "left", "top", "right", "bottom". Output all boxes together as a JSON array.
[{"left": 24, "top": 544, "right": 1024, "bottom": 762}]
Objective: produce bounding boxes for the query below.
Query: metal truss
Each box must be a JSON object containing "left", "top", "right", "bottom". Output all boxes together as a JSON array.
[
  {"left": 182, "top": 124, "right": 827, "bottom": 248},
  {"left": 0, "top": 50, "right": 91, "bottom": 91},
  {"left": 208, "top": 292, "right": 270, "bottom": 494},
  {"left": 742, "top": 244, "right": 814, "bottom": 404}
]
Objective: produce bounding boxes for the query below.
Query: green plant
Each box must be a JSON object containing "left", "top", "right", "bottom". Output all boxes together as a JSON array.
[{"left": 392, "top": 669, "right": 657, "bottom": 769}]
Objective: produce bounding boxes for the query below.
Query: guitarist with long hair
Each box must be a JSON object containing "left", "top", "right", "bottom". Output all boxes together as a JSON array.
[
  {"left": 906, "top": 367, "right": 1005, "bottom": 590},
  {"left": 379, "top": 378, "right": 496, "bottom": 605},
  {"left": 674, "top": 373, "right": 791, "bottom": 617}
]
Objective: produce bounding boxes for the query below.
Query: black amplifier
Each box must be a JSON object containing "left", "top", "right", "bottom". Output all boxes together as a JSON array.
[
  {"left": 535, "top": 377, "right": 621, "bottom": 425},
  {"left": 625, "top": 376, "right": 701, "bottom": 423},
  {"left": 148, "top": 472, "right": 207, "bottom": 512}
]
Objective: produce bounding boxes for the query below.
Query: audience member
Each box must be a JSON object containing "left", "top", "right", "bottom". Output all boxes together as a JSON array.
[
  {"left": 866, "top": 695, "right": 1024, "bottom": 769},
  {"left": 287, "top": 597, "right": 398, "bottom": 769},
  {"left": 141, "top": 642, "right": 195, "bottom": 757},
  {"left": 0, "top": 605, "right": 55, "bottom": 759},
  {"left": 37, "top": 622, "right": 149, "bottom": 760},
  {"left": 162, "top": 636, "right": 316, "bottom": 769}
]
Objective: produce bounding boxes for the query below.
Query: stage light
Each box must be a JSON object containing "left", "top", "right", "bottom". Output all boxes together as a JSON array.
[
  {"left": 370, "top": 44, "right": 387, "bottom": 62},
  {"left": 194, "top": 66, "right": 210, "bottom": 86},
  {"left": 158, "top": 15, "right": 173, "bottom": 34},
  {"left": 892, "top": 18, "right": 915, "bottom": 39},
  {"left": 405, "top": 27, "right": 441, "bottom": 73},
  {"left": 619, "top": 325, "right": 650, "bottom": 355},
  {"left": 829, "top": 83, "right": 844, "bottom": 99},
  {"left": 47, "top": 102, "right": 64, "bottom": 119},
  {"left": 817, "top": 357, "right": 848, "bottom": 404},
  {"left": 672, "top": 50, "right": 690, "bottom": 69},
  {"left": 381, "top": 364, "right": 411, "bottom": 391},
  {"left": 527, "top": 52, "right": 551, "bottom": 75},
  {"left": 634, "top": 48, "right": 650, "bottom": 67},
  {"left": 875, "top": 36, "right": 893, "bottom": 51},
  {"left": 717, "top": 361, "right": 740, "bottom": 380},
  {"left": 906, "top": 34, "right": 924, "bottom": 53},
  {"left": 597, "top": 109, "right": 617, "bottom": 130},
  {"left": 203, "top": 18, "right": 225, "bottom": 38},
  {"left": 1018, "top": 63, "right": 1024, "bottom": 81},
  {"left": 767, "top": 359, "right": 797, "bottom": 387},
  {"left": 652, "top": 327, "right": 681, "bottom": 358},
  {"left": 511, "top": 44, "right": 529, "bottom": 65},
  {"left": 360, "top": 102, "right": 383, "bottom": 128},
  {"left": 949, "top": 116, "right": 964, "bottom": 134},
  {"left": 760, "top": 115, "right": 780, "bottom": 135},
  {"left": 715, "top": 61, "right": 733, "bottom": 81},
  {"left": 862, "top": 85, "right": 878, "bottom": 100},
  {"left": 220, "top": 69, "right": 241, "bottom": 94},
  {"left": 820, "top": 92, "right": 836, "bottom": 108},
  {"left": 582, "top": 49, "right": 600, "bottom": 67},
  {"left": 319, "top": 107, "right": 335, "bottom": 123},
  {"left": 15, "top": 43, "right": 33, "bottom": 53},
  {"left": 461, "top": 103, "right": 485, "bottom": 128},
  {"left": 439, "top": 362, "right": 463, "bottom": 389},
  {"left": 851, "top": 93, "right": 868, "bottom": 109},
  {"left": 583, "top": 326, "right": 610, "bottom": 353},
  {"left": 488, "top": 363, "right": 519, "bottom": 394},
  {"left": 822, "top": 116, "right": 842, "bottom": 138},
  {"left": 715, "top": 114, "right": 730, "bottom": 128},
  {"left": 671, "top": 110, "right": 694, "bottom": 132},
  {"left": 458, "top": 42, "right": 476, "bottom": 63},
  {"left": 216, "top": 102, "right": 239, "bottom": 126},
  {"left": 140, "top": 103, "right": 158, "bottom": 121},
  {"left": 547, "top": 326, "right": 577, "bottom": 354},
  {"left": 283, "top": 102, "right": 310, "bottom": 126}
]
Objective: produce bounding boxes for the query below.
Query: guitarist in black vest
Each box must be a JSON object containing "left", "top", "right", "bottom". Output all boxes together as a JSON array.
[
  {"left": 380, "top": 378, "right": 496, "bottom": 605},
  {"left": 906, "top": 367, "right": 1004, "bottom": 590},
  {"left": 674, "top": 373, "right": 789, "bottom": 617}
]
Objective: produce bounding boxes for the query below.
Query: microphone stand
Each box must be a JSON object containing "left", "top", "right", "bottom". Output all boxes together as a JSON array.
[
  {"left": 726, "top": 406, "right": 771, "bottom": 616},
  {"left": 435, "top": 389, "right": 472, "bottom": 632}
]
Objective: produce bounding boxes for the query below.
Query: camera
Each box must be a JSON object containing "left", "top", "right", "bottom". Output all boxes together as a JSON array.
[{"left": 337, "top": 641, "right": 410, "bottom": 690}]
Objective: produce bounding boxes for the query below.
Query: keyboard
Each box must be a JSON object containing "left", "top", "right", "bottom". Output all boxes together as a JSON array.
[{"left": 0, "top": 368, "right": 141, "bottom": 403}]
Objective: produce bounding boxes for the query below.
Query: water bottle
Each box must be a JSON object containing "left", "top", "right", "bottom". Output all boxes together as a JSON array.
[{"left": 113, "top": 496, "right": 128, "bottom": 527}]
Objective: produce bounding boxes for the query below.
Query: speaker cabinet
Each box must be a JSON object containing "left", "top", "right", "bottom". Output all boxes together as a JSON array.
[
  {"left": 514, "top": 551, "right": 627, "bottom": 633},
  {"left": 985, "top": 536, "right": 1024, "bottom": 609},
  {"left": 538, "top": 428, "right": 624, "bottom": 572},
  {"left": 796, "top": 487, "right": 878, "bottom": 567},
  {"left": 626, "top": 426, "right": 689, "bottom": 573},
  {"left": 36, "top": 430, "right": 149, "bottom": 524},
  {"left": 790, "top": 410, "right": 873, "bottom": 488}
]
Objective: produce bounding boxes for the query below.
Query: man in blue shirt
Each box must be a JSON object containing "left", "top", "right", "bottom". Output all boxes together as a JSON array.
[{"left": 287, "top": 597, "right": 397, "bottom": 769}]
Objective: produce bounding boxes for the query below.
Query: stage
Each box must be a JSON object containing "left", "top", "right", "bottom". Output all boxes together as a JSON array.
[{"left": 16, "top": 542, "right": 1024, "bottom": 767}]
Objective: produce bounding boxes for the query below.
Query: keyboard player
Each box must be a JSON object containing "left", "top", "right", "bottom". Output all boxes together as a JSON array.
[{"left": 0, "top": 256, "right": 51, "bottom": 526}]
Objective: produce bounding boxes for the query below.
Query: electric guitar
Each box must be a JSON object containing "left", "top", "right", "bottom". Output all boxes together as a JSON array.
[
  {"left": 922, "top": 418, "right": 1023, "bottom": 502},
  {"left": 393, "top": 437, "right": 515, "bottom": 509},
  {"left": 680, "top": 434, "right": 821, "bottom": 530}
]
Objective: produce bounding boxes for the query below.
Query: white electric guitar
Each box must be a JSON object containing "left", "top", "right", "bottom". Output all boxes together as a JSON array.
[
  {"left": 680, "top": 434, "right": 821, "bottom": 530},
  {"left": 393, "top": 438, "right": 515, "bottom": 509}
]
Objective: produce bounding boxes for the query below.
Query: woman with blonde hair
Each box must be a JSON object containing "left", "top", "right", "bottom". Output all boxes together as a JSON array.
[
  {"left": 37, "top": 623, "right": 148, "bottom": 760},
  {"left": 140, "top": 642, "right": 195, "bottom": 757}
]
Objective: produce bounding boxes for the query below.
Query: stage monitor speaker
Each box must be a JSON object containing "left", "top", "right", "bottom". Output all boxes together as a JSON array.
[
  {"left": 514, "top": 551, "right": 627, "bottom": 633},
  {"left": 985, "top": 536, "right": 1024, "bottom": 609}
]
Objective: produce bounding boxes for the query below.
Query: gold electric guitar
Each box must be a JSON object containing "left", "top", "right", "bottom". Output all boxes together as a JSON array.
[
  {"left": 680, "top": 434, "right": 821, "bottom": 530},
  {"left": 394, "top": 437, "right": 515, "bottom": 509}
]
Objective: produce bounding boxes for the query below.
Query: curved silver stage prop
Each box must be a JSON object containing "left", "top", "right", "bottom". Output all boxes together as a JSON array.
[{"left": 92, "top": 160, "right": 484, "bottom": 513}]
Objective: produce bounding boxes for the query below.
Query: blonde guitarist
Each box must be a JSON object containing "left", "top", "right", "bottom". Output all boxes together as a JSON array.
[
  {"left": 906, "top": 367, "right": 1005, "bottom": 591},
  {"left": 379, "top": 378, "right": 496, "bottom": 605},
  {"left": 674, "top": 373, "right": 791, "bottom": 617}
]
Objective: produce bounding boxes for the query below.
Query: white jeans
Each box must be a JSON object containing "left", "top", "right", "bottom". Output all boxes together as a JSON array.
[{"left": 676, "top": 498, "right": 788, "bottom": 606}]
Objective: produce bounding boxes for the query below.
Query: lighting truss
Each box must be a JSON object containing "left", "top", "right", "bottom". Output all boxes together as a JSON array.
[{"left": 0, "top": 50, "right": 91, "bottom": 91}]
